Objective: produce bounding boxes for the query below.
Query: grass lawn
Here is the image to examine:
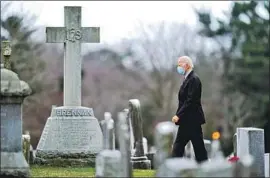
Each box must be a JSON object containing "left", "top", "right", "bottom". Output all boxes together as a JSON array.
[{"left": 31, "top": 166, "right": 156, "bottom": 177}]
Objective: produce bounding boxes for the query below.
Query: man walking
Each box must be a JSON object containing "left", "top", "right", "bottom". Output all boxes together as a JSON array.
[{"left": 172, "top": 56, "right": 208, "bottom": 163}]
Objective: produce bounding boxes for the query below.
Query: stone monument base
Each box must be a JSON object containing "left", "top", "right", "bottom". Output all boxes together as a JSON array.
[
  {"left": 131, "top": 156, "right": 151, "bottom": 169},
  {"left": 1, "top": 152, "right": 30, "bottom": 178},
  {"left": 35, "top": 106, "right": 103, "bottom": 167},
  {"left": 34, "top": 151, "right": 97, "bottom": 167}
]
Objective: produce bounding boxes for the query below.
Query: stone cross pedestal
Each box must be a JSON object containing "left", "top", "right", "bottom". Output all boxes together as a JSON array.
[
  {"left": 35, "top": 6, "right": 102, "bottom": 166},
  {"left": 129, "top": 99, "right": 151, "bottom": 169},
  {"left": 1, "top": 41, "right": 32, "bottom": 178},
  {"left": 237, "top": 127, "right": 265, "bottom": 177}
]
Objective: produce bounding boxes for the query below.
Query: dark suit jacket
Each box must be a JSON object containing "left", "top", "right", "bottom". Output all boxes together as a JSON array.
[{"left": 175, "top": 71, "right": 206, "bottom": 126}]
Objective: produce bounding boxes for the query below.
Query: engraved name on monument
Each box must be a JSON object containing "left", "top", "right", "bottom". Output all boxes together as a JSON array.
[{"left": 55, "top": 108, "right": 93, "bottom": 117}]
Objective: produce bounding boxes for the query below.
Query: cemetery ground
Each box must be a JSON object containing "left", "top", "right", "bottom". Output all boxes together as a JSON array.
[{"left": 31, "top": 165, "right": 155, "bottom": 177}]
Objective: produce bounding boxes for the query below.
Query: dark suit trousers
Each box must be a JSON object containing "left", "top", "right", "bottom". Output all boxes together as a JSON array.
[{"left": 172, "top": 123, "right": 208, "bottom": 163}]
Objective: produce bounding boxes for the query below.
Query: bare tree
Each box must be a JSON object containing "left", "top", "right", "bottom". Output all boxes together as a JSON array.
[{"left": 119, "top": 22, "right": 212, "bottom": 121}]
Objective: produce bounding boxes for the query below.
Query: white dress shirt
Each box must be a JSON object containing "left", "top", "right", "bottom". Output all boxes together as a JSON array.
[{"left": 185, "top": 69, "right": 192, "bottom": 79}]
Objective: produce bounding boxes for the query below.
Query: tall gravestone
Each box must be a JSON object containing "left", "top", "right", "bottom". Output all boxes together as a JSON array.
[
  {"left": 95, "top": 114, "right": 121, "bottom": 177},
  {"left": 265, "top": 153, "right": 269, "bottom": 177},
  {"left": 197, "top": 132, "right": 233, "bottom": 177},
  {"left": 233, "top": 132, "right": 237, "bottom": 156},
  {"left": 154, "top": 121, "right": 175, "bottom": 169},
  {"left": 143, "top": 137, "right": 148, "bottom": 154},
  {"left": 103, "top": 112, "right": 115, "bottom": 150},
  {"left": 1, "top": 41, "right": 32, "bottom": 178},
  {"left": 123, "top": 108, "right": 135, "bottom": 155},
  {"left": 125, "top": 108, "right": 149, "bottom": 155},
  {"left": 100, "top": 116, "right": 106, "bottom": 147},
  {"left": 129, "top": 99, "right": 151, "bottom": 169},
  {"left": 95, "top": 150, "right": 122, "bottom": 177},
  {"left": 22, "top": 132, "right": 31, "bottom": 163},
  {"left": 237, "top": 127, "right": 265, "bottom": 177},
  {"left": 232, "top": 154, "right": 257, "bottom": 177},
  {"left": 117, "top": 112, "right": 133, "bottom": 177},
  {"left": 156, "top": 122, "right": 199, "bottom": 176},
  {"left": 35, "top": 6, "right": 102, "bottom": 166}
]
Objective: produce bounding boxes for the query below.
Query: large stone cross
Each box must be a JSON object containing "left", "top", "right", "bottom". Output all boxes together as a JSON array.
[{"left": 46, "top": 6, "right": 100, "bottom": 106}]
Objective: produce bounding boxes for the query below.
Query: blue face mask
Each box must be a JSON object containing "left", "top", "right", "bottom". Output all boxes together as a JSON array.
[{"left": 177, "top": 66, "right": 185, "bottom": 75}]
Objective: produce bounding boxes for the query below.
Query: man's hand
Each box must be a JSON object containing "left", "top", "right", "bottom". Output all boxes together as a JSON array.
[{"left": 172, "top": 115, "right": 180, "bottom": 123}]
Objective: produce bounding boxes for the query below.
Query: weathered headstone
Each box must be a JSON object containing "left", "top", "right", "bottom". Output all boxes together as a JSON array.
[
  {"left": 265, "top": 153, "right": 269, "bottom": 177},
  {"left": 123, "top": 108, "right": 136, "bottom": 155},
  {"left": 233, "top": 132, "right": 237, "bottom": 156},
  {"left": 143, "top": 137, "right": 148, "bottom": 154},
  {"left": 147, "top": 146, "right": 156, "bottom": 169},
  {"left": 129, "top": 99, "right": 151, "bottom": 169},
  {"left": 204, "top": 139, "right": 211, "bottom": 157},
  {"left": 127, "top": 108, "right": 147, "bottom": 155},
  {"left": 197, "top": 132, "right": 233, "bottom": 177},
  {"left": 198, "top": 158, "right": 233, "bottom": 177},
  {"left": 116, "top": 112, "right": 133, "bottom": 177},
  {"left": 232, "top": 153, "right": 257, "bottom": 177},
  {"left": 22, "top": 132, "right": 31, "bottom": 163},
  {"left": 185, "top": 141, "right": 193, "bottom": 158},
  {"left": 126, "top": 108, "right": 148, "bottom": 155},
  {"left": 1, "top": 41, "right": 32, "bottom": 178},
  {"left": 35, "top": 6, "right": 102, "bottom": 166},
  {"left": 29, "top": 145, "right": 35, "bottom": 165},
  {"left": 95, "top": 112, "right": 118, "bottom": 177},
  {"left": 156, "top": 158, "right": 198, "bottom": 177},
  {"left": 103, "top": 112, "right": 115, "bottom": 150},
  {"left": 154, "top": 121, "right": 175, "bottom": 169},
  {"left": 237, "top": 127, "right": 265, "bottom": 176},
  {"left": 95, "top": 150, "right": 122, "bottom": 177},
  {"left": 149, "top": 146, "right": 156, "bottom": 153},
  {"left": 100, "top": 118, "right": 106, "bottom": 148},
  {"left": 1, "top": 41, "right": 12, "bottom": 69}
]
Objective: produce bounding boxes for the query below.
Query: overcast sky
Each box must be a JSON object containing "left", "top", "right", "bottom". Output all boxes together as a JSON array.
[{"left": 2, "top": 1, "right": 232, "bottom": 44}]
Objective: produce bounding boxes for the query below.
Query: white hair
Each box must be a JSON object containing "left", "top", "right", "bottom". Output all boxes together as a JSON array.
[{"left": 178, "top": 56, "right": 194, "bottom": 69}]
